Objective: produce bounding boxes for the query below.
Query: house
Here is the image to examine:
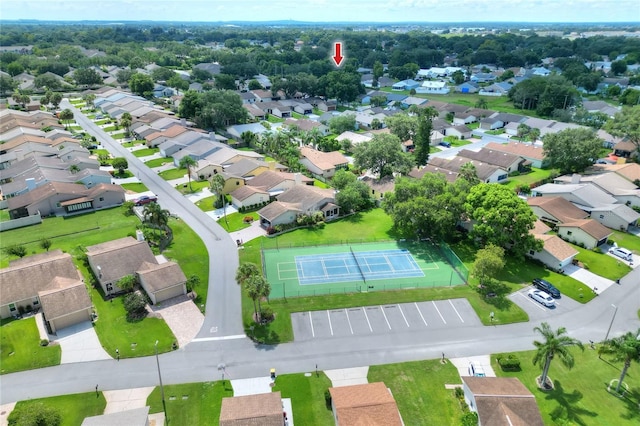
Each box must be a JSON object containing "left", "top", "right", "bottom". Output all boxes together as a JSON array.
[
  {"left": 81, "top": 406, "right": 150, "bottom": 426},
  {"left": 294, "top": 102, "right": 313, "bottom": 115},
  {"left": 144, "top": 125, "right": 189, "bottom": 148},
  {"left": 250, "top": 89, "right": 274, "bottom": 102},
  {"left": 283, "top": 118, "right": 329, "bottom": 135},
  {"left": 244, "top": 170, "right": 313, "bottom": 196},
  {"left": 529, "top": 232, "right": 579, "bottom": 272},
  {"left": 409, "top": 165, "right": 459, "bottom": 182},
  {"left": 136, "top": 261, "right": 187, "bottom": 305},
  {"left": 328, "top": 382, "right": 403, "bottom": 426},
  {"left": 258, "top": 185, "right": 337, "bottom": 229},
  {"left": 243, "top": 103, "right": 267, "bottom": 121},
  {"left": 0, "top": 251, "right": 92, "bottom": 334},
  {"left": 230, "top": 185, "right": 270, "bottom": 208},
  {"left": 172, "top": 140, "right": 227, "bottom": 166},
  {"left": 361, "top": 176, "right": 394, "bottom": 203},
  {"left": 462, "top": 377, "right": 544, "bottom": 426},
  {"left": 589, "top": 204, "right": 640, "bottom": 231},
  {"left": 598, "top": 162, "right": 640, "bottom": 184},
  {"left": 485, "top": 142, "right": 547, "bottom": 169},
  {"left": 557, "top": 219, "right": 612, "bottom": 249},
  {"left": 527, "top": 196, "right": 589, "bottom": 224},
  {"left": 553, "top": 173, "right": 640, "bottom": 208},
  {"left": 336, "top": 131, "right": 372, "bottom": 146},
  {"left": 479, "top": 117, "right": 504, "bottom": 131},
  {"left": 392, "top": 79, "right": 420, "bottom": 91},
  {"left": 299, "top": 147, "right": 349, "bottom": 179},
  {"left": 318, "top": 100, "right": 338, "bottom": 112},
  {"left": 7, "top": 182, "right": 125, "bottom": 219},
  {"left": 457, "top": 148, "right": 524, "bottom": 173},
  {"left": 613, "top": 140, "right": 637, "bottom": 159},
  {"left": 470, "top": 72, "right": 497, "bottom": 83},
  {"left": 445, "top": 124, "right": 472, "bottom": 140},
  {"left": 152, "top": 84, "right": 175, "bottom": 98},
  {"left": 428, "top": 157, "right": 508, "bottom": 183},
  {"left": 219, "top": 392, "right": 285, "bottom": 426},
  {"left": 226, "top": 123, "right": 269, "bottom": 139},
  {"left": 452, "top": 113, "right": 478, "bottom": 125},
  {"left": 479, "top": 82, "right": 513, "bottom": 96},
  {"left": 456, "top": 82, "right": 479, "bottom": 94},
  {"left": 416, "top": 80, "right": 450, "bottom": 94}
]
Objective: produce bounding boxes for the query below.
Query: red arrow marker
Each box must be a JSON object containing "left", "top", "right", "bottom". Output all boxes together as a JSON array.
[{"left": 332, "top": 42, "right": 344, "bottom": 67}]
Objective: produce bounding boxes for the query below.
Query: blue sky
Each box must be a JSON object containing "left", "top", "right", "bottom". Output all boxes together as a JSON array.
[{"left": 1, "top": 0, "right": 639, "bottom": 23}]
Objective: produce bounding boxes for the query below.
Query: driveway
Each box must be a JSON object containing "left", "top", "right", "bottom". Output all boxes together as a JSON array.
[
  {"left": 563, "top": 264, "right": 616, "bottom": 293},
  {"left": 54, "top": 321, "right": 112, "bottom": 364},
  {"left": 509, "top": 286, "right": 582, "bottom": 322},
  {"left": 449, "top": 355, "right": 496, "bottom": 378},
  {"left": 148, "top": 295, "right": 204, "bottom": 348}
]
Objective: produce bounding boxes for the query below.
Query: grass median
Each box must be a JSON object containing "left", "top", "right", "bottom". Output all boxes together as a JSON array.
[{"left": 0, "top": 317, "right": 61, "bottom": 374}]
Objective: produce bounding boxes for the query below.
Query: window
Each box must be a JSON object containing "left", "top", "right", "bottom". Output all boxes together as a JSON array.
[
  {"left": 99, "top": 197, "right": 104, "bottom": 202},
  {"left": 33, "top": 299, "right": 39, "bottom": 305},
  {"left": 236, "top": 181, "right": 240, "bottom": 185},
  {"left": 9, "top": 303, "right": 16, "bottom": 312},
  {"left": 529, "top": 250, "right": 535, "bottom": 255},
  {"left": 599, "top": 214, "right": 604, "bottom": 219},
  {"left": 566, "top": 230, "right": 572, "bottom": 236}
]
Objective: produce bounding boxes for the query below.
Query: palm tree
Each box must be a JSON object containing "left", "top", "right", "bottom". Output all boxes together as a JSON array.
[
  {"left": 235, "top": 263, "right": 262, "bottom": 322},
  {"left": 475, "top": 98, "right": 488, "bottom": 110},
  {"left": 209, "top": 173, "right": 228, "bottom": 228},
  {"left": 179, "top": 155, "right": 197, "bottom": 192},
  {"left": 533, "top": 322, "right": 584, "bottom": 389},
  {"left": 143, "top": 202, "right": 169, "bottom": 228},
  {"left": 59, "top": 108, "right": 74, "bottom": 130},
  {"left": 529, "top": 128, "right": 540, "bottom": 143},
  {"left": 517, "top": 123, "right": 531, "bottom": 140},
  {"left": 120, "top": 112, "right": 132, "bottom": 138},
  {"left": 599, "top": 328, "right": 640, "bottom": 393},
  {"left": 69, "top": 164, "right": 80, "bottom": 174}
]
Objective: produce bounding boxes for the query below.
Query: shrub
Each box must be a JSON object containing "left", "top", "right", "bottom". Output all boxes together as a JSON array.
[
  {"left": 497, "top": 354, "right": 521, "bottom": 371},
  {"left": 40, "top": 339, "right": 49, "bottom": 347},
  {"left": 260, "top": 306, "right": 275, "bottom": 322},
  {"left": 324, "top": 389, "right": 332, "bottom": 408},
  {"left": 461, "top": 412, "right": 478, "bottom": 426},
  {"left": 8, "top": 402, "right": 61, "bottom": 426},
  {"left": 607, "top": 239, "right": 615, "bottom": 245},
  {"left": 266, "top": 226, "right": 276, "bottom": 235},
  {"left": 243, "top": 216, "right": 254, "bottom": 223},
  {"left": 454, "top": 386, "right": 464, "bottom": 399},
  {"left": 123, "top": 292, "right": 147, "bottom": 320}
]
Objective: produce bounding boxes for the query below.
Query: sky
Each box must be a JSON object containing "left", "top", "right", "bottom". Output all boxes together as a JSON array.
[{"left": 1, "top": 0, "right": 639, "bottom": 23}]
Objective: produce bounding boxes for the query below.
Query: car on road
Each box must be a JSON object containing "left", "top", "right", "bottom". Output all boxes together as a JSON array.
[
  {"left": 609, "top": 247, "right": 633, "bottom": 261},
  {"left": 528, "top": 289, "right": 555, "bottom": 308},
  {"left": 133, "top": 195, "right": 158, "bottom": 206},
  {"left": 439, "top": 141, "right": 452, "bottom": 148},
  {"left": 468, "top": 362, "right": 485, "bottom": 377},
  {"left": 532, "top": 278, "right": 560, "bottom": 298}
]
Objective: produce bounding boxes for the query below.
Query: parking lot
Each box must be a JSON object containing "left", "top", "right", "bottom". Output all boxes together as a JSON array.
[
  {"left": 509, "top": 286, "right": 582, "bottom": 321},
  {"left": 291, "top": 298, "right": 481, "bottom": 341}
]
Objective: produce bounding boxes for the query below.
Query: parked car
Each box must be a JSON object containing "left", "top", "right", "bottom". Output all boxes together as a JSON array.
[
  {"left": 133, "top": 195, "right": 158, "bottom": 206},
  {"left": 439, "top": 141, "right": 452, "bottom": 148},
  {"left": 532, "top": 278, "right": 560, "bottom": 298},
  {"left": 609, "top": 247, "right": 633, "bottom": 261},
  {"left": 528, "top": 289, "right": 555, "bottom": 308},
  {"left": 468, "top": 362, "right": 485, "bottom": 377}
]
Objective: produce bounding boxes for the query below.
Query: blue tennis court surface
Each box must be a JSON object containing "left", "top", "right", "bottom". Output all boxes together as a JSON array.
[{"left": 282, "top": 249, "right": 426, "bottom": 285}]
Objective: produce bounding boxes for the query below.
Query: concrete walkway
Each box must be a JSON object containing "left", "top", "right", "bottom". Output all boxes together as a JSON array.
[
  {"left": 231, "top": 377, "right": 274, "bottom": 396},
  {"left": 55, "top": 321, "right": 112, "bottom": 364},
  {"left": 147, "top": 295, "right": 204, "bottom": 349},
  {"left": 103, "top": 387, "right": 154, "bottom": 414},
  {"left": 229, "top": 220, "right": 267, "bottom": 245},
  {"left": 324, "top": 367, "right": 369, "bottom": 387},
  {"left": 563, "top": 264, "right": 616, "bottom": 294},
  {"left": 186, "top": 187, "right": 214, "bottom": 203},
  {"left": 0, "top": 403, "right": 16, "bottom": 426},
  {"left": 449, "top": 355, "right": 496, "bottom": 378}
]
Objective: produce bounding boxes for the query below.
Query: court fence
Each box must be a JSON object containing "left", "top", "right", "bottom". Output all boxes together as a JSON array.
[
  {"left": 438, "top": 241, "right": 469, "bottom": 282},
  {"left": 275, "top": 279, "right": 461, "bottom": 299}
]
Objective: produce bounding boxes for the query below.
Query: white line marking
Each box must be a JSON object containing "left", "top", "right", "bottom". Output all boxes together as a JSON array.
[
  {"left": 518, "top": 292, "right": 547, "bottom": 312},
  {"left": 415, "top": 302, "right": 428, "bottom": 326},
  {"left": 380, "top": 305, "right": 392, "bottom": 330},
  {"left": 449, "top": 300, "right": 464, "bottom": 323},
  {"left": 321, "top": 260, "right": 328, "bottom": 278},
  {"left": 398, "top": 305, "right": 410, "bottom": 327},
  {"left": 362, "top": 307, "right": 373, "bottom": 332},
  {"left": 309, "top": 311, "right": 315, "bottom": 337},
  {"left": 192, "top": 334, "right": 246, "bottom": 342},
  {"left": 327, "top": 310, "right": 334, "bottom": 336},
  {"left": 345, "top": 308, "right": 354, "bottom": 334},
  {"left": 432, "top": 301, "right": 447, "bottom": 324}
]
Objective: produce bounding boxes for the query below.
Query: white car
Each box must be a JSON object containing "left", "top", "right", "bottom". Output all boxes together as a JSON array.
[
  {"left": 528, "top": 289, "right": 555, "bottom": 307},
  {"left": 468, "top": 362, "right": 485, "bottom": 377},
  {"left": 609, "top": 247, "right": 633, "bottom": 261}
]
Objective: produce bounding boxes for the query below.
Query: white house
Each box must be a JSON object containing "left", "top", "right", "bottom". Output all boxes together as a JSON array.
[
  {"left": 416, "top": 80, "right": 450, "bottom": 94},
  {"left": 557, "top": 219, "right": 612, "bottom": 249}
]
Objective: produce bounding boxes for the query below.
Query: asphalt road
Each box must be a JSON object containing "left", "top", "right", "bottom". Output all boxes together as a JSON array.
[{"left": 1, "top": 104, "right": 638, "bottom": 404}]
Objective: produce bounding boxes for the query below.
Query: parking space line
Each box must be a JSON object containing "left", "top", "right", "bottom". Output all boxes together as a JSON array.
[
  {"left": 518, "top": 292, "right": 547, "bottom": 311},
  {"left": 327, "top": 310, "right": 333, "bottom": 336},
  {"left": 380, "top": 305, "right": 392, "bottom": 330},
  {"left": 398, "top": 305, "right": 410, "bottom": 327},
  {"left": 309, "top": 311, "right": 315, "bottom": 337},
  {"left": 415, "top": 302, "right": 428, "bottom": 326},
  {"left": 345, "top": 308, "right": 353, "bottom": 334},
  {"left": 432, "top": 301, "right": 447, "bottom": 324},
  {"left": 449, "top": 300, "right": 464, "bottom": 323},
  {"left": 362, "top": 307, "right": 373, "bottom": 332}
]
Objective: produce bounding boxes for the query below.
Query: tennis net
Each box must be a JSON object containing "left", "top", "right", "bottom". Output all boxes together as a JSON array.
[{"left": 349, "top": 246, "right": 367, "bottom": 283}]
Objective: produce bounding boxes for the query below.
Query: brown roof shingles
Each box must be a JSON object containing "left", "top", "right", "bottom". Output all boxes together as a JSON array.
[
  {"left": 38, "top": 280, "right": 91, "bottom": 320},
  {"left": 219, "top": 392, "right": 283, "bottom": 426},
  {"left": 300, "top": 147, "right": 348, "bottom": 171},
  {"left": 559, "top": 219, "right": 612, "bottom": 240},
  {"left": 137, "top": 261, "right": 186, "bottom": 293},
  {"left": 86, "top": 237, "right": 157, "bottom": 285},
  {"left": 527, "top": 196, "right": 588, "bottom": 223},
  {"left": 329, "top": 382, "right": 402, "bottom": 426}
]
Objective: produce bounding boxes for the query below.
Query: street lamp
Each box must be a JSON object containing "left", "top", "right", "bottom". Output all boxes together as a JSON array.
[
  {"left": 155, "top": 340, "right": 167, "bottom": 424},
  {"left": 605, "top": 304, "right": 618, "bottom": 341}
]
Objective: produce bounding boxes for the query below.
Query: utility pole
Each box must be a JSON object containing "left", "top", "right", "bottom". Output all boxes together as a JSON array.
[{"left": 155, "top": 340, "right": 167, "bottom": 425}]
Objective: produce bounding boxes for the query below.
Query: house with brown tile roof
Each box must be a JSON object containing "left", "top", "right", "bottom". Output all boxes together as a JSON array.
[
  {"left": 409, "top": 165, "right": 459, "bottom": 182},
  {"left": 557, "top": 219, "right": 612, "bottom": 249},
  {"left": 428, "top": 156, "right": 508, "bottom": 183},
  {"left": 598, "top": 162, "right": 640, "bottom": 184},
  {"left": 144, "top": 124, "right": 188, "bottom": 147},
  {"left": 527, "top": 196, "right": 589, "bottom": 224},
  {"left": 329, "top": 382, "right": 403, "bottom": 426},
  {"left": 299, "top": 147, "right": 349, "bottom": 179},
  {"left": 137, "top": 261, "right": 187, "bottom": 305},
  {"left": 219, "top": 392, "right": 285, "bottom": 426},
  {"left": 257, "top": 185, "right": 337, "bottom": 228},
  {"left": 613, "top": 140, "right": 637, "bottom": 159},
  {"left": 484, "top": 141, "right": 547, "bottom": 169},
  {"left": 245, "top": 170, "right": 313, "bottom": 195},
  {"left": 529, "top": 233, "right": 579, "bottom": 272},
  {"left": 462, "top": 377, "right": 544, "bottom": 426},
  {"left": 230, "top": 185, "right": 270, "bottom": 209},
  {"left": 458, "top": 148, "right": 524, "bottom": 173},
  {"left": 0, "top": 250, "right": 92, "bottom": 333}
]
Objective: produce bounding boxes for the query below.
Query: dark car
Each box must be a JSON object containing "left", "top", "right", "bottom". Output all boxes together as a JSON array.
[
  {"left": 133, "top": 195, "right": 158, "bottom": 206},
  {"left": 532, "top": 278, "right": 560, "bottom": 298},
  {"left": 439, "top": 141, "right": 452, "bottom": 148}
]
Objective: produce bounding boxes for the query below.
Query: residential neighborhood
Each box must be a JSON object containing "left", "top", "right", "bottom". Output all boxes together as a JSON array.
[{"left": 1, "top": 14, "right": 640, "bottom": 426}]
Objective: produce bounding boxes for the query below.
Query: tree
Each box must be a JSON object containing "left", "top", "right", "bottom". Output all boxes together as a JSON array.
[
  {"left": 69, "top": 164, "right": 80, "bottom": 174},
  {"left": 458, "top": 162, "right": 480, "bottom": 186},
  {"left": 3, "top": 244, "right": 27, "bottom": 258},
  {"left": 34, "top": 73, "right": 61, "bottom": 90},
  {"left": 143, "top": 202, "right": 169, "bottom": 228},
  {"left": 7, "top": 401, "right": 61, "bottom": 426},
  {"left": 151, "top": 66, "right": 176, "bottom": 82},
  {"left": 354, "top": 133, "right": 413, "bottom": 179},
  {"left": 214, "top": 74, "right": 237, "bottom": 90},
  {"left": 533, "top": 322, "right": 584, "bottom": 389},
  {"left": 604, "top": 106, "right": 640, "bottom": 154},
  {"left": 116, "top": 68, "right": 133, "bottom": 84},
  {"left": 542, "top": 128, "right": 603, "bottom": 174},
  {"left": 331, "top": 169, "right": 357, "bottom": 190},
  {"left": 186, "top": 275, "right": 201, "bottom": 293},
  {"left": 0, "top": 75, "right": 17, "bottom": 96},
  {"left": 116, "top": 274, "right": 137, "bottom": 292},
  {"left": 178, "top": 90, "right": 201, "bottom": 119},
  {"left": 451, "top": 70, "right": 465, "bottom": 85},
  {"left": 166, "top": 74, "right": 189, "bottom": 92},
  {"left": 235, "top": 263, "right": 263, "bottom": 322},
  {"left": 598, "top": 328, "right": 640, "bottom": 394},
  {"left": 248, "top": 79, "right": 262, "bottom": 90},
  {"left": 328, "top": 115, "right": 356, "bottom": 135},
  {"left": 129, "top": 73, "right": 155, "bottom": 97},
  {"left": 178, "top": 155, "right": 196, "bottom": 192},
  {"left": 111, "top": 157, "right": 128, "bottom": 175},
  {"left": 473, "top": 244, "right": 505, "bottom": 286},
  {"left": 40, "top": 238, "right": 52, "bottom": 252},
  {"left": 385, "top": 113, "right": 418, "bottom": 142},
  {"left": 317, "top": 70, "right": 364, "bottom": 103},
  {"left": 59, "top": 109, "right": 73, "bottom": 130},
  {"left": 120, "top": 112, "right": 132, "bottom": 137},
  {"left": 383, "top": 174, "right": 469, "bottom": 240},
  {"left": 610, "top": 60, "right": 627, "bottom": 76},
  {"left": 517, "top": 123, "right": 531, "bottom": 140},
  {"left": 83, "top": 93, "right": 96, "bottom": 109},
  {"left": 123, "top": 292, "right": 147, "bottom": 320},
  {"left": 194, "top": 90, "right": 248, "bottom": 130},
  {"left": 414, "top": 107, "right": 438, "bottom": 166},
  {"left": 335, "top": 180, "right": 373, "bottom": 213},
  {"left": 475, "top": 98, "right": 488, "bottom": 110},
  {"left": 74, "top": 68, "right": 102, "bottom": 86},
  {"left": 465, "top": 184, "right": 542, "bottom": 258},
  {"left": 210, "top": 173, "right": 230, "bottom": 222},
  {"left": 50, "top": 92, "right": 63, "bottom": 109},
  {"left": 12, "top": 90, "right": 30, "bottom": 109},
  {"left": 373, "top": 61, "right": 384, "bottom": 80}
]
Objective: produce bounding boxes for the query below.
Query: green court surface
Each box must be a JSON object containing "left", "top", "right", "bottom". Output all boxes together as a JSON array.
[{"left": 262, "top": 240, "right": 467, "bottom": 299}]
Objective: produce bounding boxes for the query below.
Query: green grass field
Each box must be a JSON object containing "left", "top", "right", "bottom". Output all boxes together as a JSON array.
[
  {"left": 263, "top": 240, "right": 464, "bottom": 299},
  {"left": 177, "top": 180, "right": 209, "bottom": 194},
  {"left": 493, "top": 348, "right": 639, "bottom": 425},
  {"left": 121, "top": 182, "right": 149, "bottom": 193},
  {"left": 0, "top": 317, "right": 61, "bottom": 374},
  {"left": 0, "top": 209, "right": 10, "bottom": 221},
  {"left": 147, "top": 381, "right": 232, "bottom": 424},
  {"left": 132, "top": 148, "right": 159, "bottom": 157},
  {"left": 159, "top": 168, "right": 187, "bottom": 180},
  {"left": 8, "top": 392, "right": 106, "bottom": 426},
  {"left": 272, "top": 373, "right": 334, "bottom": 424},
  {"left": 572, "top": 245, "right": 631, "bottom": 281},
  {"left": 144, "top": 157, "right": 173, "bottom": 168},
  {"left": 503, "top": 167, "right": 557, "bottom": 190},
  {"left": 609, "top": 230, "right": 640, "bottom": 254}
]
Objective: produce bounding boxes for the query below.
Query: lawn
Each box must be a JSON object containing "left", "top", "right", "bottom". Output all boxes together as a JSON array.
[
  {"left": 177, "top": 180, "right": 209, "bottom": 194},
  {"left": 609, "top": 230, "right": 640, "bottom": 254},
  {"left": 272, "top": 372, "right": 334, "bottom": 425},
  {"left": 0, "top": 208, "right": 10, "bottom": 221},
  {"left": 314, "top": 179, "right": 330, "bottom": 188},
  {"left": 0, "top": 317, "right": 61, "bottom": 374},
  {"left": 132, "top": 148, "right": 159, "bottom": 157},
  {"left": 144, "top": 157, "right": 173, "bottom": 168},
  {"left": 122, "top": 140, "right": 145, "bottom": 148},
  {"left": 572, "top": 245, "right": 631, "bottom": 281},
  {"left": 492, "top": 348, "right": 639, "bottom": 425},
  {"left": 503, "top": 167, "right": 557, "bottom": 190},
  {"left": 267, "top": 114, "right": 284, "bottom": 123},
  {"left": 368, "top": 359, "right": 465, "bottom": 425},
  {"left": 121, "top": 182, "right": 149, "bottom": 193},
  {"left": 147, "top": 381, "right": 232, "bottom": 425},
  {"left": 159, "top": 168, "right": 187, "bottom": 181},
  {"left": 94, "top": 119, "right": 110, "bottom": 125},
  {"left": 102, "top": 125, "right": 119, "bottom": 132},
  {"left": 217, "top": 211, "right": 259, "bottom": 232},
  {"left": 112, "top": 132, "right": 126, "bottom": 139},
  {"left": 8, "top": 392, "right": 106, "bottom": 426},
  {"left": 195, "top": 195, "right": 217, "bottom": 212}
]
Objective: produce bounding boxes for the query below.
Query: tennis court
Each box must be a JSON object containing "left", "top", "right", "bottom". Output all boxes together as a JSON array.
[{"left": 263, "top": 240, "right": 468, "bottom": 298}]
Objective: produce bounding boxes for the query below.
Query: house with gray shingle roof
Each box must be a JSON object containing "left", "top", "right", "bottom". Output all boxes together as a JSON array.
[{"left": 257, "top": 185, "right": 337, "bottom": 229}]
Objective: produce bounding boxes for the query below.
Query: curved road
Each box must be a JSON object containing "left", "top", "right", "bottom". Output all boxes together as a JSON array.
[{"left": 1, "top": 104, "right": 639, "bottom": 404}]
